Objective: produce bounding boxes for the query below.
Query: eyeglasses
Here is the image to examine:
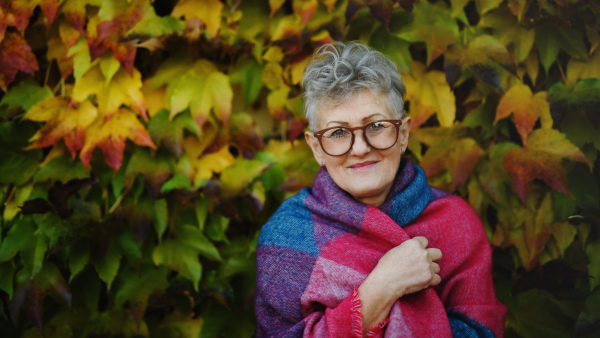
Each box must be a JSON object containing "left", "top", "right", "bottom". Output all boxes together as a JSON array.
[{"left": 313, "top": 120, "right": 402, "bottom": 156}]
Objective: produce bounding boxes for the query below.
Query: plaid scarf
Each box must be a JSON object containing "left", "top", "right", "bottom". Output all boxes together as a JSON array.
[{"left": 256, "top": 159, "right": 506, "bottom": 337}]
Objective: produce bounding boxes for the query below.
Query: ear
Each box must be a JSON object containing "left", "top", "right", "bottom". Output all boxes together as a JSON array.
[
  {"left": 305, "top": 131, "right": 325, "bottom": 165},
  {"left": 399, "top": 116, "right": 412, "bottom": 152}
]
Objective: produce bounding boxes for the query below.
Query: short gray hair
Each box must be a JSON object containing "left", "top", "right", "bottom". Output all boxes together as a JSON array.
[{"left": 302, "top": 41, "right": 407, "bottom": 131}]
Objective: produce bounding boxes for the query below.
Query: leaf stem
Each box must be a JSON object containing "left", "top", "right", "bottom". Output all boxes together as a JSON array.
[{"left": 108, "top": 193, "right": 125, "bottom": 214}]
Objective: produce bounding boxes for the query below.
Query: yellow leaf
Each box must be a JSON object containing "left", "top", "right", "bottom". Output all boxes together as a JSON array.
[
  {"left": 80, "top": 109, "right": 155, "bottom": 171},
  {"left": 267, "top": 85, "right": 290, "bottom": 120},
  {"left": 171, "top": 0, "right": 223, "bottom": 38},
  {"left": 495, "top": 83, "right": 549, "bottom": 143},
  {"left": 263, "top": 46, "right": 284, "bottom": 63},
  {"left": 23, "top": 97, "right": 98, "bottom": 158},
  {"left": 262, "top": 61, "right": 284, "bottom": 90},
  {"left": 402, "top": 62, "right": 456, "bottom": 127},
  {"left": 289, "top": 54, "right": 311, "bottom": 85},
  {"left": 167, "top": 60, "right": 232, "bottom": 128},
  {"left": 522, "top": 48, "right": 539, "bottom": 85},
  {"left": 220, "top": 159, "right": 270, "bottom": 195},
  {"left": 567, "top": 51, "right": 600, "bottom": 87},
  {"left": 184, "top": 141, "right": 235, "bottom": 184},
  {"left": 99, "top": 54, "right": 120, "bottom": 85},
  {"left": 66, "top": 38, "right": 91, "bottom": 82},
  {"left": 142, "top": 79, "right": 167, "bottom": 118},
  {"left": 293, "top": 0, "right": 318, "bottom": 26},
  {"left": 72, "top": 65, "right": 147, "bottom": 120},
  {"left": 271, "top": 16, "right": 302, "bottom": 42},
  {"left": 269, "top": 0, "right": 286, "bottom": 17}
]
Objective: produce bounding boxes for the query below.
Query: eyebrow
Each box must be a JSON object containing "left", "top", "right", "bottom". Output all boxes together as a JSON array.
[{"left": 325, "top": 114, "right": 386, "bottom": 127}]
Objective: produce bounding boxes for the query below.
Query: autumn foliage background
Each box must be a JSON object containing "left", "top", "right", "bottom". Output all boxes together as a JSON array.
[{"left": 0, "top": 0, "right": 599, "bottom": 336}]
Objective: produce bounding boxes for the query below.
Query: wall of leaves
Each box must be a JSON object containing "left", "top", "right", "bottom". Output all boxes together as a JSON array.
[{"left": 0, "top": 0, "right": 599, "bottom": 336}]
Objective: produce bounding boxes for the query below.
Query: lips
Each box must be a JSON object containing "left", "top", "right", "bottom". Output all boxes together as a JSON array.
[{"left": 348, "top": 161, "right": 378, "bottom": 170}]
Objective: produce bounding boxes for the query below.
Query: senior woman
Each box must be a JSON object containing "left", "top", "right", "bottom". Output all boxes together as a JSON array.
[{"left": 255, "top": 42, "right": 506, "bottom": 337}]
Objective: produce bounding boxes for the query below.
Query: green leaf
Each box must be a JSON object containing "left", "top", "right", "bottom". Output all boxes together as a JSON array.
[
  {"left": 535, "top": 21, "right": 588, "bottom": 73},
  {"left": 575, "top": 289, "right": 600, "bottom": 336},
  {"left": 0, "top": 262, "right": 15, "bottom": 298},
  {"left": 94, "top": 240, "right": 122, "bottom": 290},
  {"left": 394, "top": 1, "right": 458, "bottom": 64},
  {"left": 0, "top": 79, "right": 53, "bottom": 112},
  {"left": 148, "top": 109, "right": 201, "bottom": 157},
  {"left": 154, "top": 198, "right": 168, "bottom": 239},
  {"left": 587, "top": 240, "right": 600, "bottom": 291},
  {"left": 0, "top": 122, "right": 42, "bottom": 185},
  {"left": 161, "top": 174, "right": 193, "bottom": 193},
  {"left": 481, "top": 7, "right": 534, "bottom": 62},
  {"left": 0, "top": 217, "right": 36, "bottom": 262},
  {"left": 69, "top": 241, "right": 90, "bottom": 282},
  {"left": 205, "top": 213, "right": 230, "bottom": 243},
  {"left": 21, "top": 233, "right": 49, "bottom": 278},
  {"left": 179, "top": 224, "right": 222, "bottom": 261},
  {"left": 220, "top": 159, "right": 270, "bottom": 195},
  {"left": 152, "top": 239, "right": 202, "bottom": 290},
  {"left": 127, "top": 15, "right": 184, "bottom": 38},
  {"left": 117, "top": 228, "right": 142, "bottom": 261},
  {"left": 231, "top": 59, "right": 264, "bottom": 107},
  {"left": 114, "top": 265, "right": 169, "bottom": 307},
  {"left": 370, "top": 29, "right": 412, "bottom": 74},
  {"left": 34, "top": 155, "right": 88, "bottom": 183},
  {"left": 475, "top": 0, "right": 503, "bottom": 15}
]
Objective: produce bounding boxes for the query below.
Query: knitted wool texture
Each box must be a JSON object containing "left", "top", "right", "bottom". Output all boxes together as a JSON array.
[{"left": 255, "top": 159, "right": 507, "bottom": 337}]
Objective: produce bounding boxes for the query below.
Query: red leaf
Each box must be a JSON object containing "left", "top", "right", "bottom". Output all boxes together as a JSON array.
[
  {"left": 368, "top": 0, "right": 393, "bottom": 31},
  {"left": 503, "top": 129, "right": 592, "bottom": 203},
  {"left": 0, "top": 32, "right": 39, "bottom": 91}
]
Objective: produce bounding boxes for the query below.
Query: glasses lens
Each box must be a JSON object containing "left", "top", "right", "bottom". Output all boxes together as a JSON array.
[
  {"left": 365, "top": 121, "right": 398, "bottom": 149},
  {"left": 321, "top": 128, "right": 352, "bottom": 156}
]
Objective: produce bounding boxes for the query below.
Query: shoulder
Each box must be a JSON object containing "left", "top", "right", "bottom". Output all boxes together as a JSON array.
[
  {"left": 258, "top": 188, "right": 318, "bottom": 255},
  {"left": 416, "top": 193, "right": 489, "bottom": 245}
]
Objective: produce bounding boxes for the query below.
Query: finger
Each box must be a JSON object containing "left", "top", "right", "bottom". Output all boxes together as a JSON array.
[
  {"left": 427, "top": 248, "right": 442, "bottom": 261},
  {"left": 431, "top": 262, "right": 440, "bottom": 274},
  {"left": 430, "top": 274, "right": 441, "bottom": 286},
  {"left": 413, "top": 236, "right": 428, "bottom": 248}
]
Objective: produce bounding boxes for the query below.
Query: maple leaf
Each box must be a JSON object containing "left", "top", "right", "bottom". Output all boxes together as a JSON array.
[
  {"left": 171, "top": 0, "right": 224, "bottom": 38},
  {"left": 23, "top": 97, "right": 98, "bottom": 158},
  {"left": 148, "top": 109, "right": 200, "bottom": 158},
  {"left": 229, "top": 112, "right": 265, "bottom": 158},
  {"left": 411, "top": 126, "right": 481, "bottom": 192},
  {"left": 85, "top": 0, "right": 155, "bottom": 73},
  {"left": 567, "top": 51, "right": 600, "bottom": 87},
  {"left": 166, "top": 59, "right": 233, "bottom": 129},
  {"left": 80, "top": 109, "right": 156, "bottom": 171},
  {"left": 183, "top": 138, "right": 235, "bottom": 185},
  {"left": 503, "top": 128, "right": 593, "bottom": 203},
  {"left": 394, "top": 1, "right": 458, "bottom": 65},
  {"left": 0, "top": 32, "right": 39, "bottom": 91},
  {"left": 535, "top": 20, "right": 588, "bottom": 73},
  {"left": 481, "top": 7, "right": 534, "bottom": 63},
  {"left": 548, "top": 79, "right": 600, "bottom": 131},
  {"left": 0, "top": 0, "right": 57, "bottom": 32},
  {"left": 402, "top": 62, "right": 456, "bottom": 128},
  {"left": 495, "top": 83, "right": 551, "bottom": 143},
  {"left": 294, "top": 0, "right": 318, "bottom": 26},
  {"left": 444, "top": 35, "right": 517, "bottom": 90},
  {"left": 72, "top": 64, "right": 147, "bottom": 120}
]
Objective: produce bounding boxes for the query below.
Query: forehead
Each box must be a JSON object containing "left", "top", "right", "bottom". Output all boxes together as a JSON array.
[{"left": 317, "top": 90, "right": 392, "bottom": 129}]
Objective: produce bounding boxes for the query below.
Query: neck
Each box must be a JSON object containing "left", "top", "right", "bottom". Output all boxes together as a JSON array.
[{"left": 354, "top": 185, "right": 392, "bottom": 208}]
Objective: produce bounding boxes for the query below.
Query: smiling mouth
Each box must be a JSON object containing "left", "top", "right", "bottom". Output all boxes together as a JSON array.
[{"left": 349, "top": 161, "right": 377, "bottom": 170}]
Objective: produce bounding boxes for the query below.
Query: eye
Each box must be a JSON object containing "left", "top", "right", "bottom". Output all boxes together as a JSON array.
[
  {"left": 367, "top": 122, "right": 385, "bottom": 131},
  {"left": 325, "top": 128, "right": 350, "bottom": 138}
]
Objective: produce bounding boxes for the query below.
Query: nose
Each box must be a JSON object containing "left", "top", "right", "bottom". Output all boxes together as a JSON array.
[{"left": 350, "top": 130, "right": 371, "bottom": 156}]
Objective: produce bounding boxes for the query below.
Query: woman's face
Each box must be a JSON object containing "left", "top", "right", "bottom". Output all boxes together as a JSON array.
[{"left": 305, "top": 90, "right": 412, "bottom": 207}]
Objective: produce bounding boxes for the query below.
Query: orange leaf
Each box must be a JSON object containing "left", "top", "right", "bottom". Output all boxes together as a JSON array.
[
  {"left": 171, "top": 0, "right": 223, "bottom": 38},
  {"left": 23, "top": 97, "right": 98, "bottom": 158},
  {"left": 402, "top": 62, "right": 456, "bottom": 128},
  {"left": 495, "top": 83, "right": 549, "bottom": 143},
  {"left": 293, "top": 0, "right": 318, "bottom": 26},
  {"left": 503, "top": 128, "right": 592, "bottom": 203},
  {"left": 80, "top": 109, "right": 155, "bottom": 171},
  {"left": 72, "top": 65, "right": 147, "bottom": 120},
  {"left": 0, "top": 32, "right": 39, "bottom": 91}
]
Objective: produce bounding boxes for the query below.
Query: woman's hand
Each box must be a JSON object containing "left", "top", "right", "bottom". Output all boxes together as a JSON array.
[{"left": 357, "top": 236, "right": 442, "bottom": 332}]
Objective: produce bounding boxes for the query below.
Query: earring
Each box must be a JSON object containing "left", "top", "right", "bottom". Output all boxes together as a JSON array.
[
  {"left": 320, "top": 162, "right": 325, "bottom": 168},
  {"left": 401, "top": 149, "right": 405, "bottom": 155}
]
